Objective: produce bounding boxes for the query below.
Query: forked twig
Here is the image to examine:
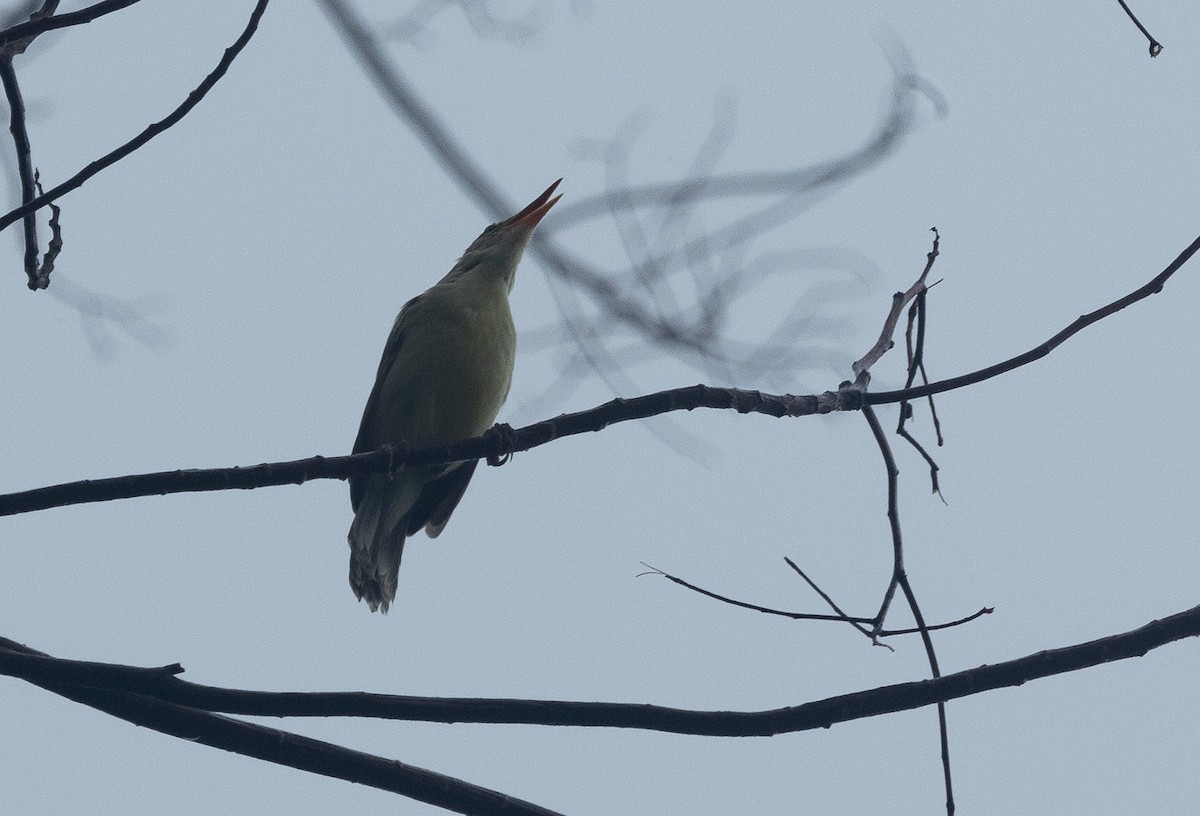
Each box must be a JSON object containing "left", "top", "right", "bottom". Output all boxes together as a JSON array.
[{"left": 641, "top": 561, "right": 990, "bottom": 639}]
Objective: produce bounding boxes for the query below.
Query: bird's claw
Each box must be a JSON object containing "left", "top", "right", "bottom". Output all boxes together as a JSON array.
[{"left": 485, "top": 423, "right": 517, "bottom": 467}]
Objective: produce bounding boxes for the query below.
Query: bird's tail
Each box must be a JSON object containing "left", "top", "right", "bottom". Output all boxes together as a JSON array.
[{"left": 347, "top": 476, "right": 418, "bottom": 613}]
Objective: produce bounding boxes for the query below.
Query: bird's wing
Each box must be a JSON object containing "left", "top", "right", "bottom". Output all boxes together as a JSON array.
[
  {"left": 350, "top": 292, "right": 425, "bottom": 511},
  {"left": 408, "top": 458, "right": 479, "bottom": 538}
]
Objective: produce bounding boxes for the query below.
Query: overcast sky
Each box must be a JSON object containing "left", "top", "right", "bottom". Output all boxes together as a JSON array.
[{"left": 2, "top": 2, "right": 1198, "bottom": 815}]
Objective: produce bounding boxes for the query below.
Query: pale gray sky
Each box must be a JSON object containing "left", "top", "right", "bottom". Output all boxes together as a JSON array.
[{"left": 1, "top": 2, "right": 1197, "bottom": 815}]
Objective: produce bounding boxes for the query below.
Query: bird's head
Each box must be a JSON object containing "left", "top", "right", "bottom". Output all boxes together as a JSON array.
[{"left": 453, "top": 179, "right": 562, "bottom": 290}]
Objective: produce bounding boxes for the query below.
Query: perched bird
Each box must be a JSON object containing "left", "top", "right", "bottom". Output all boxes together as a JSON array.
[{"left": 348, "top": 180, "right": 562, "bottom": 613}]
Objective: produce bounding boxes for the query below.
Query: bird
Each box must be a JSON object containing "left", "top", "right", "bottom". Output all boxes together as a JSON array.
[{"left": 347, "top": 180, "right": 562, "bottom": 613}]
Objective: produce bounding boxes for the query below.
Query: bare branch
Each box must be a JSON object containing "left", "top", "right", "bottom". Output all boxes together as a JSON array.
[
  {"left": 3, "top": 604, "right": 1198, "bottom": 736},
  {"left": 0, "top": 0, "right": 144, "bottom": 52},
  {"left": 0, "top": 385, "right": 857, "bottom": 517},
  {"left": 0, "top": 53, "right": 42, "bottom": 285},
  {"left": 0, "top": 0, "right": 272, "bottom": 270},
  {"left": 0, "top": 638, "right": 565, "bottom": 816}
]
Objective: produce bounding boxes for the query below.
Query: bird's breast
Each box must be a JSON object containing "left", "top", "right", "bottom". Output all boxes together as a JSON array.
[{"left": 374, "top": 286, "right": 516, "bottom": 447}]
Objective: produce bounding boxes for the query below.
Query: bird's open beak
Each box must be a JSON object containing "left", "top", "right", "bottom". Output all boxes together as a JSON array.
[{"left": 505, "top": 179, "right": 563, "bottom": 229}]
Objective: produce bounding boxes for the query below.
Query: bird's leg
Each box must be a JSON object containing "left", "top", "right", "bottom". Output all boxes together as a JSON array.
[{"left": 485, "top": 422, "right": 517, "bottom": 467}]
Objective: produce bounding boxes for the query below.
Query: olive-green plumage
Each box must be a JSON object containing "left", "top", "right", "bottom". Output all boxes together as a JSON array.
[{"left": 348, "top": 181, "right": 561, "bottom": 613}]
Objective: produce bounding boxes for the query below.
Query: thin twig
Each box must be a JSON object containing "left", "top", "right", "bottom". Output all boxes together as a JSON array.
[
  {"left": 1116, "top": 0, "right": 1162, "bottom": 57},
  {"left": 641, "top": 562, "right": 873, "bottom": 624},
  {"left": 910, "top": 285, "right": 945, "bottom": 447},
  {"left": 643, "top": 561, "right": 989, "bottom": 637},
  {"left": 34, "top": 171, "right": 61, "bottom": 278},
  {"left": 868, "top": 232, "right": 1200, "bottom": 404},
  {"left": 851, "top": 228, "right": 938, "bottom": 380},
  {"left": 782, "top": 557, "right": 875, "bottom": 638},
  {"left": 897, "top": 572, "right": 955, "bottom": 815},
  {"left": 862, "top": 405, "right": 903, "bottom": 636},
  {"left": 898, "top": 287, "right": 945, "bottom": 499},
  {"left": 881, "top": 606, "right": 992, "bottom": 636}
]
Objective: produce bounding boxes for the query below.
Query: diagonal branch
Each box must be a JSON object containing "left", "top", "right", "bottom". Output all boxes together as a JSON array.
[
  {"left": 0, "top": 0, "right": 272, "bottom": 270},
  {"left": 0, "top": 0, "right": 145, "bottom": 51}
]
